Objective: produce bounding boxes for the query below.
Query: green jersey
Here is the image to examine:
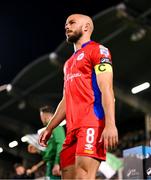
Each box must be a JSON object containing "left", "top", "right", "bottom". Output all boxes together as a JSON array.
[
  {"left": 41, "top": 126, "right": 65, "bottom": 165},
  {"left": 40, "top": 126, "right": 65, "bottom": 179}
]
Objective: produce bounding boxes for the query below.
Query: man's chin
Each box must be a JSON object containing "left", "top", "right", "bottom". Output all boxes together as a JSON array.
[
  {"left": 43, "top": 122, "right": 47, "bottom": 126},
  {"left": 66, "top": 38, "right": 73, "bottom": 44},
  {"left": 66, "top": 37, "right": 77, "bottom": 44}
]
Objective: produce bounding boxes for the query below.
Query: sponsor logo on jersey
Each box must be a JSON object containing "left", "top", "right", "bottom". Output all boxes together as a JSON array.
[
  {"left": 84, "top": 149, "right": 94, "bottom": 154},
  {"left": 66, "top": 73, "right": 81, "bottom": 81},
  {"left": 85, "top": 143, "right": 93, "bottom": 150},
  {"left": 101, "top": 58, "right": 111, "bottom": 64},
  {"left": 77, "top": 52, "right": 84, "bottom": 60}
]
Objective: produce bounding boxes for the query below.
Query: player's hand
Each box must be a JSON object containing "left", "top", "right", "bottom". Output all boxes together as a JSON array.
[
  {"left": 52, "top": 164, "right": 61, "bottom": 176},
  {"left": 100, "top": 124, "right": 118, "bottom": 150},
  {"left": 38, "top": 129, "right": 51, "bottom": 147},
  {"left": 26, "top": 169, "right": 32, "bottom": 175}
]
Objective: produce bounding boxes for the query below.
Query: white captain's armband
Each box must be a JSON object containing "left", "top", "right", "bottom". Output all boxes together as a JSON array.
[{"left": 94, "top": 63, "right": 112, "bottom": 75}]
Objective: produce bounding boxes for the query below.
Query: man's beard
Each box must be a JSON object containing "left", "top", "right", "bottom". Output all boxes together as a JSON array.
[{"left": 66, "top": 30, "right": 82, "bottom": 43}]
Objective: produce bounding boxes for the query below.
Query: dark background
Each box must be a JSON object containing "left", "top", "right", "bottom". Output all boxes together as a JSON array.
[{"left": 0, "top": 0, "right": 122, "bottom": 84}]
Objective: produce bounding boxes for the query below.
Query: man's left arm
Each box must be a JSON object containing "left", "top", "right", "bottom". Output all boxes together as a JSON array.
[{"left": 95, "top": 64, "right": 118, "bottom": 150}]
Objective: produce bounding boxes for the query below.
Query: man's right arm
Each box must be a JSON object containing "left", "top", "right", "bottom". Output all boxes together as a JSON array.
[
  {"left": 47, "top": 94, "right": 66, "bottom": 131},
  {"left": 39, "top": 94, "right": 66, "bottom": 147}
]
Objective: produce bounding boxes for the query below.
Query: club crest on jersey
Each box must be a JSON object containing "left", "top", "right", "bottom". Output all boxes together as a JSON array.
[{"left": 77, "top": 52, "right": 84, "bottom": 60}]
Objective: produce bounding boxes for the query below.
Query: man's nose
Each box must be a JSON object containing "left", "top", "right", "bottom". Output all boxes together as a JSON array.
[{"left": 65, "top": 24, "right": 69, "bottom": 30}]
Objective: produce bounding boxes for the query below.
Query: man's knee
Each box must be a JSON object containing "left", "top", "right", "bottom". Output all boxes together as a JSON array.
[
  {"left": 75, "top": 156, "right": 100, "bottom": 179},
  {"left": 61, "top": 165, "right": 75, "bottom": 179},
  {"left": 76, "top": 158, "right": 88, "bottom": 173}
]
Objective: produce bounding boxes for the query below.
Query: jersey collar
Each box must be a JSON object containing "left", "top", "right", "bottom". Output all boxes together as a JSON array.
[
  {"left": 74, "top": 40, "right": 93, "bottom": 54},
  {"left": 81, "top": 40, "right": 93, "bottom": 48}
]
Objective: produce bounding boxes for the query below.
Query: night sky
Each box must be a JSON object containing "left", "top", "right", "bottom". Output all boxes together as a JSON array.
[{"left": 0, "top": 0, "right": 122, "bottom": 84}]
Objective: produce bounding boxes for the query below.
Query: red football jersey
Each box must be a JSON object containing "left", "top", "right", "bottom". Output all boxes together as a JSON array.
[{"left": 64, "top": 41, "right": 112, "bottom": 133}]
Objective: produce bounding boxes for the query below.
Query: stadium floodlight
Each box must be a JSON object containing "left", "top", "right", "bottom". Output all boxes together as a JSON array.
[
  {"left": 49, "top": 52, "right": 58, "bottom": 60},
  {"left": 21, "top": 136, "right": 28, "bottom": 142},
  {"left": 9, "top": 140, "right": 18, "bottom": 148},
  {"left": 130, "top": 28, "right": 146, "bottom": 42},
  {"left": 0, "top": 84, "right": 12, "bottom": 93},
  {"left": 131, "top": 82, "right": 150, "bottom": 94},
  {"left": 49, "top": 52, "right": 60, "bottom": 66},
  {"left": 0, "top": 147, "right": 3, "bottom": 153},
  {"left": 6, "top": 84, "right": 12, "bottom": 92}
]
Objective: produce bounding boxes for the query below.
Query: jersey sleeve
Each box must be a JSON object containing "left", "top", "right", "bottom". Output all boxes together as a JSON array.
[
  {"left": 41, "top": 139, "right": 53, "bottom": 162},
  {"left": 90, "top": 44, "right": 112, "bottom": 66}
]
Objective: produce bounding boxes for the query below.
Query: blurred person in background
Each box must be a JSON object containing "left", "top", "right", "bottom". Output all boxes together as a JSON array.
[
  {"left": 27, "top": 144, "right": 45, "bottom": 178},
  {"left": 13, "top": 163, "right": 34, "bottom": 179},
  {"left": 28, "top": 105, "right": 65, "bottom": 180}
]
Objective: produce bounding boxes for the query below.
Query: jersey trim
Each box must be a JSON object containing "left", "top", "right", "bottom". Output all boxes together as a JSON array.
[{"left": 92, "top": 70, "right": 105, "bottom": 119}]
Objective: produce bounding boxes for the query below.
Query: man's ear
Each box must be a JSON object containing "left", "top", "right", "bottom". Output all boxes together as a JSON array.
[{"left": 84, "top": 23, "right": 90, "bottom": 32}]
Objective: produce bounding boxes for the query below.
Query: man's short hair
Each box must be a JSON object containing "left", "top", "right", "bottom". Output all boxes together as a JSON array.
[
  {"left": 39, "top": 105, "right": 53, "bottom": 113},
  {"left": 14, "top": 163, "right": 23, "bottom": 169}
]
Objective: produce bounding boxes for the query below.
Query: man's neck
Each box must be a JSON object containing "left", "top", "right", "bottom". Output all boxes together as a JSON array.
[{"left": 74, "top": 37, "right": 91, "bottom": 52}]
